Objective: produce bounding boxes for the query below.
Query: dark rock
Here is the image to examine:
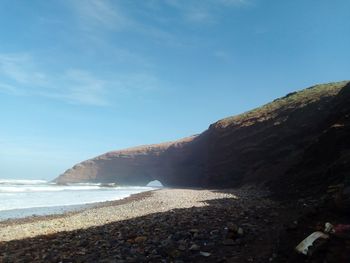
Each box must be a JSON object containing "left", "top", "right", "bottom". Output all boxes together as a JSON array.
[
  {"left": 134, "top": 236, "right": 147, "bottom": 243},
  {"left": 222, "top": 239, "right": 235, "bottom": 246},
  {"left": 189, "top": 244, "right": 200, "bottom": 251}
]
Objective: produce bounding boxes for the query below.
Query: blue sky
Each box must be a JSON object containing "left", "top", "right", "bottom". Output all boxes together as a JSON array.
[{"left": 0, "top": 0, "right": 349, "bottom": 180}]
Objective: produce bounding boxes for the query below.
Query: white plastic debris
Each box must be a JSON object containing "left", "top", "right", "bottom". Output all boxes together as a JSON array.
[
  {"left": 295, "top": 231, "right": 329, "bottom": 255},
  {"left": 324, "top": 222, "right": 334, "bottom": 233}
]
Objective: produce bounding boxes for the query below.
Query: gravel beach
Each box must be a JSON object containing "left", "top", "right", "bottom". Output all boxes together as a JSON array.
[
  {"left": 0, "top": 189, "right": 240, "bottom": 242},
  {"left": 0, "top": 188, "right": 283, "bottom": 262}
]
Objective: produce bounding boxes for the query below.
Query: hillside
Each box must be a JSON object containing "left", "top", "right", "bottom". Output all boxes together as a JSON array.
[{"left": 55, "top": 81, "right": 350, "bottom": 196}]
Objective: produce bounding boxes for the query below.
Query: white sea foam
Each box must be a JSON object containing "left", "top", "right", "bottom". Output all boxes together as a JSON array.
[
  {"left": 0, "top": 179, "right": 155, "bottom": 220},
  {"left": 0, "top": 179, "right": 48, "bottom": 185},
  {"left": 0, "top": 185, "right": 103, "bottom": 193}
]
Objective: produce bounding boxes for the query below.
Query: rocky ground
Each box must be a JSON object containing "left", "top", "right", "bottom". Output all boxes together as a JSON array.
[
  {"left": 0, "top": 188, "right": 348, "bottom": 262},
  {"left": 0, "top": 187, "right": 282, "bottom": 262}
]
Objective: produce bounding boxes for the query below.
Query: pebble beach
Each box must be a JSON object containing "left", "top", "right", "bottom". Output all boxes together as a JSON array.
[
  {"left": 0, "top": 188, "right": 281, "bottom": 262},
  {"left": 0, "top": 189, "right": 240, "bottom": 242}
]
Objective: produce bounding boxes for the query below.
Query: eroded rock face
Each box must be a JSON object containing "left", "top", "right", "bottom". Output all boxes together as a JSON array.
[
  {"left": 55, "top": 135, "right": 209, "bottom": 186},
  {"left": 55, "top": 81, "right": 350, "bottom": 193}
]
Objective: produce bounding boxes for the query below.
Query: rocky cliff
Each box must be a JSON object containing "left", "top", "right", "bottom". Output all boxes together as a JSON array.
[
  {"left": 55, "top": 135, "right": 205, "bottom": 186},
  {"left": 55, "top": 81, "right": 350, "bottom": 194}
]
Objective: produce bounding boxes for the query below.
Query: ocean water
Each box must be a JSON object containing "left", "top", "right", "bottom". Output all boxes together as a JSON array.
[{"left": 0, "top": 179, "right": 157, "bottom": 221}]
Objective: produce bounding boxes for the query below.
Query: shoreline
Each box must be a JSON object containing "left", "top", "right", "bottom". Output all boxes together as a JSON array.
[
  {"left": 0, "top": 187, "right": 284, "bottom": 262},
  {"left": 0, "top": 188, "right": 157, "bottom": 227},
  {"left": 0, "top": 188, "right": 248, "bottom": 242}
]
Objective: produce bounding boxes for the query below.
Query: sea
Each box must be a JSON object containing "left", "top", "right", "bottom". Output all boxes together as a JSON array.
[{"left": 0, "top": 179, "right": 160, "bottom": 221}]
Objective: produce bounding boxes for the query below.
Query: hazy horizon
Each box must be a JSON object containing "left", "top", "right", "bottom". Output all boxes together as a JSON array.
[{"left": 1, "top": 0, "right": 350, "bottom": 180}]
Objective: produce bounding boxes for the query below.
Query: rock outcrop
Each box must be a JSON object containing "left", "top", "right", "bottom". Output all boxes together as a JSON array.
[
  {"left": 55, "top": 136, "right": 206, "bottom": 186},
  {"left": 55, "top": 81, "right": 350, "bottom": 194}
]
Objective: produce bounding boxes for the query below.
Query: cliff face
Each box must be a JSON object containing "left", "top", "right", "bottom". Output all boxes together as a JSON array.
[
  {"left": 203, "top": 81, "right": 350, "bottom": 188},
  {"left": 55, "top": 81, "right": 350, "bottom": 194},
  {"left": 56, "top": 136, "right": 208, "bottom": 186}
]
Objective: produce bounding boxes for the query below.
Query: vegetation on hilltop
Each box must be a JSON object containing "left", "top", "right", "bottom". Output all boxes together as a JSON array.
[{"left": 214, "top": 81, "right": 349, "bottom": 128}]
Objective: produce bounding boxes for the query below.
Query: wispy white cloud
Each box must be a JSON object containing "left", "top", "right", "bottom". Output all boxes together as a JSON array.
[
  {"left": 0, "top": 54, "right": 48, "bottom": 85},
  {"left": 114, "top": 72, "right": 160, "bottom": 93},
  {"left": 0, "top": 53, "right": 160, "bottom": 106},
  {"left": 67, "top": 0, "right": 184, "bottom": 47},
  {"left": 38, "top": 69, "right": 109, "bottom": 106},
  {"left": 184, "top": 9, "right": 215, "bottom": 24},
  {"left": 0, "top": 83, "right": 24, "bottom": 96},
  {"left": 216, "top": 0, "right": 250, "bottom": 6},
  {"left": 70, "top": 0, "right": 130, "bottom": 31},
  {"left": 65, "top": 0, "right": 253, "bottom": 48},
  {"left": 162, "top": 0, "right": 251, "bottom": 24},
  {"left": 213, "top": 50, "right": 233, "bottom": 62}
]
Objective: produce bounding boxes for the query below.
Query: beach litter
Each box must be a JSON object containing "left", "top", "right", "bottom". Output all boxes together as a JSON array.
[
  {"left": 295, "top": 231, "right": 329, "bottom": 255},
  {"left": 295, "top": 222, "right": 334, "bottom": 255},
  {"left": 295, "top": 222, "right": 350, "bottom": 257}
]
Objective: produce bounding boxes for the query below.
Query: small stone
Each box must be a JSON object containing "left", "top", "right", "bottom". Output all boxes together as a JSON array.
[
  {"left": 178, "top": 245, "right": 186, "bottom": 251},
  {"left": 169, "top": 249, "right": 181, "bottom": 258},
  {"left": 199, "top": 251, "right": 211, "bottom": 257},
  {"left": 189, "top": 244, "right": 200, "bottom": 251},
  {"left": 161, "top": 239, "right": 173, "bottom": 247},
  {"left": 150, "top": 255, "right": 162, "bottom": 260},
  {"left": 270, "top": 212, "right": 279, "bottom": 217},
  {"left": 237, "top": 227, "right": 244, "bottom": 235},
  {"left": 127, "top": 239, "right": 135, "bottom": 244},
  {"left": 227, "top": 223, "right": 238, "bottom": 232},
  {"left": 222, "top": 239, "right": 235, "bottom": 246},
  {"left": 225, "top": 231, "right": 235, "bottom": 239},
  {"left": 205, "top": 242, "right": 215, "bottom": 246},
  {"left": 134, "top": 236, "right": 147, "bottom": 243},
  {"left": 126, "top": 257, "right": 137, "bottom": 263},
  {"left": 210, "top": 229, "right": 219, "bottom": 235}
]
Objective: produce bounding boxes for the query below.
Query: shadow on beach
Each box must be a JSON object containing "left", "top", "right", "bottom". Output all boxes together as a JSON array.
[
  {"left": 1, "top": 188, "right": 346, "bottom": 263},
  {"left": 0, "top": 188, "right": 284, "bottom": 263}
]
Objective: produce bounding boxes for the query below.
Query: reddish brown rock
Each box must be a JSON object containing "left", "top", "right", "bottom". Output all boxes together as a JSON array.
[{"left": 55, "top": 81, "right": 350, "bottom": 196}]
